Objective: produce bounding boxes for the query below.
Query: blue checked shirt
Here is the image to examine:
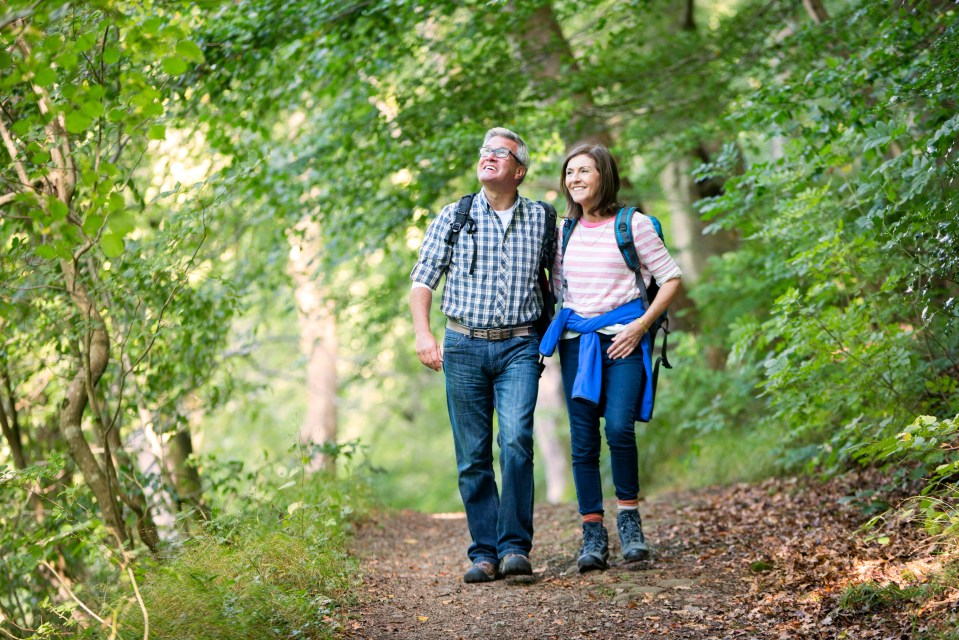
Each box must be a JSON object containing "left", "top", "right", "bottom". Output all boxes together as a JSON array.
[{"left": 411, "top": 191, "right": 556, "bottom": 328}]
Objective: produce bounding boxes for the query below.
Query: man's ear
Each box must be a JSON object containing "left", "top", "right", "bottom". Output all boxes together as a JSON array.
[{"left": 514, "top": 166, "right": 528, "bottom": 181}]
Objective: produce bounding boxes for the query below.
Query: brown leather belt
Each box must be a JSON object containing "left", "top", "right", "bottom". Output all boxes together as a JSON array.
[{"left": 447, "top": 320, "right": 533, "bottom": 341}]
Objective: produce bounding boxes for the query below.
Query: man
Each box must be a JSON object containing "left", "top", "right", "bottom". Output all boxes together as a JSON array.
[{"left": 410, "top": 127, "right": 555, "bottom": 583}]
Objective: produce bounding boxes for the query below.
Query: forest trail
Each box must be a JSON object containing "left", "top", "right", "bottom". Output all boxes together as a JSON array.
[{"left": 342, "top": 475, "right": 948, "bottom": 639}]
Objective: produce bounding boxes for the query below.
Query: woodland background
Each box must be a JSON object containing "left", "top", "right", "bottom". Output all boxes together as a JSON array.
[{"left": 1, "top": 0, "right": 957, "bottom": 637}]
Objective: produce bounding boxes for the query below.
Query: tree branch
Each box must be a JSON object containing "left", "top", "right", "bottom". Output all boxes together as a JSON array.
[{"left": 0, "top": 106, "right": 32, "bottom": 189}]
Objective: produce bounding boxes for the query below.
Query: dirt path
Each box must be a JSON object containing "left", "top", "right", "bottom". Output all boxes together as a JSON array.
[{"left": 342, "top": 476, "right": 951, "bottom": 639}]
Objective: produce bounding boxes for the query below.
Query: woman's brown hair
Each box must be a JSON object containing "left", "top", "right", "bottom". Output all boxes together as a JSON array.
[{"left": 560, "top": 144, "right": 622, "bottom": 219}]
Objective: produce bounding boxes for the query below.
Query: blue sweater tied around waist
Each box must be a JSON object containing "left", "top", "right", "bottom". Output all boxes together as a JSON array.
[{"left": 538, "top": 297, "right": 654, "bottom": 422}]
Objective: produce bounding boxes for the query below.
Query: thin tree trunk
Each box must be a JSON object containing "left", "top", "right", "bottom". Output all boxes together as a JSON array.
[
  {"left": 0, "top": 356, "right": 27, "bottom": 470},
  {"left": 803, "top": 0, "right": 829, "bottom": 24},
  {"left": 288, "top": 219, "right": 339, "bottom": 473},
  {"left": 58, "top": 260, "right": 130, "bottom": 548},
  {"left": 534, "top": 358, "right": 570, "bottom": 504},
  {"left": 171, "top": 393, "right": 209, "bottom": 519}
]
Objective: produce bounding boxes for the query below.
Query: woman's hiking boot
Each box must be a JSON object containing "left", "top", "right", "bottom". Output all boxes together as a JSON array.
[
  {"left": 577, "top": 521, "right": 609, "bottom": 572},
  {"left": 616, "top": 509, "right": 650, "bottom": 562}
]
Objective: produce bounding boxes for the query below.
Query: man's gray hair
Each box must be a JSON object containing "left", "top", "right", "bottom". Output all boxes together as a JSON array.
[{"left": 483, "top": 127, "right": 530, "bottom": 168}]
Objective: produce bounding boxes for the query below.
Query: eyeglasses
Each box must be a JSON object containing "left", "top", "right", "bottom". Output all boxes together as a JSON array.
[{"left": 479, "top": 146, "right": 524, "bottom": 166}]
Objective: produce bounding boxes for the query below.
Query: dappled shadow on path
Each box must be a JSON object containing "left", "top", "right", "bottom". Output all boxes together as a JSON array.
[{"left": 341, "top": 475, "right": 953, "bottom": 639}]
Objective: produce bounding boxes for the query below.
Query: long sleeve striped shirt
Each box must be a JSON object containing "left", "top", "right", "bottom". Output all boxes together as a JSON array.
[
  {"left": 411, "top": 190, "right": 556, "bottom": 328},
  {"left": 553, "top": 212, "right": 682, "bottom": 319}
]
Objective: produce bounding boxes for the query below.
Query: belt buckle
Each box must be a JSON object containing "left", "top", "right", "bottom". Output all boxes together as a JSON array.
[{"left": 488, "top": 327, "right": 506, "bottom": 340}]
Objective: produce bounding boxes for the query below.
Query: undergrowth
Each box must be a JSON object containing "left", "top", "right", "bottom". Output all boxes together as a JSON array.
[
  {"left": 113, "top": 446, "right": 370, "bottom": 640},
  {"left": 12, "top": 444, "right": 372, "bottom": 640}
]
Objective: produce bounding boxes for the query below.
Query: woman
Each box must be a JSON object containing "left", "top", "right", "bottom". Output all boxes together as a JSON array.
[{"left": 539, "top": 144, "right": 682, "bottom": 572}]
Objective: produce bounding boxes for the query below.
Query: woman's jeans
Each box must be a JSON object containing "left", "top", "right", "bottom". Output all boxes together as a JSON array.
[
  {"left": 559, "top": 334, "right": 644, "bottom": 516},
  {"left": 443, "top": 328, "right": 541, "bottom": 564}
]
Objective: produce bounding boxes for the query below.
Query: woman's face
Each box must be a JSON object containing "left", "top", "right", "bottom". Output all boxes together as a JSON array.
[{"left": 565, "top": 153, "right": 601, "bottom": 214}]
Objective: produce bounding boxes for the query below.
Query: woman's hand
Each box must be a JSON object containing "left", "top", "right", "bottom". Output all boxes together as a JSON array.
[{"left": 607, "top": 318, "right": 647, "bottom": 359}]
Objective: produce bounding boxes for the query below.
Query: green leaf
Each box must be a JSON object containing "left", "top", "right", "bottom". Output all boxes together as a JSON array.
[
  {"left": 108, "top": 210, "right": 136, "bottom": 236},
  {"left": 47, "top": 198, "right": 69, "bottom": 221},
  {"left": 35, "top": 244, "right": 57, "bottom": 260},
  {"left": 33, "top": 66, "right": 57, "bottom": 86},
  {"left": 75, "top": 32, "right": 98, "bottom": 52},
  {"left": 176, "top": 40, "right": 204, "bottom": 63},
  {"left": 148, "top": 124, "right": 167, "bottom": 140},
  {"left": 83, "top": 214, "right": 104, "bottom": 235},
  {"left": 141, "top": 17, "right": 164, "bottom": 36},
  {"left": 162, "top": 57, "right": 188, "bottom": 76},
  {"left": 80, "top": 101, "right": 105, "bottom": 119},
  {"left": 108, "top": 192, "right": 125, "bottom": 212},
  {"left": 64, "top": 110, "right": 93, "bottom": 135},
  {"left": 103, "top": 47, "right": 120, "bottom": 64},
  {"left": 100, "top": 233, "right": 125, "bottom": 257}
]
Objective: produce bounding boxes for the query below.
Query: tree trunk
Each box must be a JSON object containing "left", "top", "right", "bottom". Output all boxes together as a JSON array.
[
  {"left": 0, "top": 355, "right": 27, "bottom": 470},
  {"left": 659, "top": 155, "right": 714, "bottom": 287},
  {"left": 58, "top": 259, "right": 130, "bottom": 548},
  {"left": 803, "top": 0, "right": 829, "bottom": 24},
  {"left": 534, "top": 357, "right": 570, "bottom": 504},
  {"left": 288, "top": 219, "right": 339, "bottom": 473}
]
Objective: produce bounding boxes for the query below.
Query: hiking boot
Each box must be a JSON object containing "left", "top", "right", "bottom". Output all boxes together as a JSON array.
[
  {"left": 499, "top": 553, "right": 533, "bottom": 577},
  {"left": 577, "top": 521, "right": 609, "bottom": 572},
  {"left": 617, "top": 509, "right": 650, "bottom": 562},
  {"left": 463, "top": 560, "right": 499, "bottom": 583}
]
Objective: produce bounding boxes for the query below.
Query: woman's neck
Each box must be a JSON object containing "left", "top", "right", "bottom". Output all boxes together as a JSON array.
[{"left": 582, "top": 206, "right": 612, "bottom": 223}]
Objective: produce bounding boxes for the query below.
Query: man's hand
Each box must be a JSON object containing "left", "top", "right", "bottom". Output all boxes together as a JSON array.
[
  {"left": 411, "top": 285, "right": 442, "bottom": 371},
  {"left": 416, "top": 332, "right": 443, "bottom": 371}
]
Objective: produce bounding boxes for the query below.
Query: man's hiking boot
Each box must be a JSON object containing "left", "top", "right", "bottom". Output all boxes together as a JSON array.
[
  {"left": 499, "top": 553, "right": 533, "bottom": 577},
  {"left": 617, "top": 509, "right": 650, "bottom": 562},
  {"left": 577, "top": 521, "right": 609, "bottom": 572},
  {"left": 463, "top": 560, "right": 499, "bottom": 583}
]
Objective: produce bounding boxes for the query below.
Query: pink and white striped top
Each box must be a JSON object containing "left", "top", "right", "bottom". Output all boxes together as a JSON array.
[{"left": 552, "top": 213, "right": 682, "bottom": 319}]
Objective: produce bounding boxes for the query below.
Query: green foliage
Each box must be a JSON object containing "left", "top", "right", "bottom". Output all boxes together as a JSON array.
[
  {"left": 114, "top": 454, "right": 365, "bottom": 640},
  {"left": 855, "top": 415, "right": 959, "bottom": 540},
  {"left": 682, "top": 1, "right": 959, "bottom": 474},
  {"left": 839, "top": 563, "right": 956, "bottom": 613},
  {"left": 0, "top": 456, "right": 117, "bottom": 637}
]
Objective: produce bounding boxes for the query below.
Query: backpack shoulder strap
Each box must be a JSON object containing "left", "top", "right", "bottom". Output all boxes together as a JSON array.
[
  {"left": 647, "top": 215, "right": 665, "bottom": 242},
  {"left": 537, "top": 201, "right": 557, "bottom": 269},
  {"left": 614, "top": 207, "right": 642, "bottom": 272},
  {"left": 445, "top": 193, "right": 476, "bottom": 247},
  {"left": 445, "top": 193, "right": 477, "bottom": 274},
  {"left": 561, "top": 217, "right": 577, "bottom": 255},
  {"left": 614, "top": 207, "right": 652, "bottom": 307}
]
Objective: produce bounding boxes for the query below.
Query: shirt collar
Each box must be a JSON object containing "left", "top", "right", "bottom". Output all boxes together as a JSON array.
[{"left": 479, "top": 187, "right": 521, "bottom": 216}]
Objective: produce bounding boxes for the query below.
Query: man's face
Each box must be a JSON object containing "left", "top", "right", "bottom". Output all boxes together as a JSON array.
[{"left": 476, "top": 136, "right": 527, "bottom": 189}]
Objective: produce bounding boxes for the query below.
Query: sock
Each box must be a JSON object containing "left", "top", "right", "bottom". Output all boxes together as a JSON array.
[
  {"left": 617, "top": 499, "right": 639, "bottom": 511},
  {"left": 582, "top": 513, "right": 603, "bottom": 524}
]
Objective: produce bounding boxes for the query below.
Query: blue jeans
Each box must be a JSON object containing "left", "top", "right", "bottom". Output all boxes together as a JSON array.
[
  {"left": 559, "top": 334, "right": 644, "bottom": 516},
  {"left": 443, "top": 328, "right": 541, "bottom": 564}
]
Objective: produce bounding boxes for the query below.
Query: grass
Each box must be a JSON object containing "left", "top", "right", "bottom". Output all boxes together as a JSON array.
[
  {"left": 112, "top": 461, "right": 370, "bottom": 640},
  {"left": 839, "top": 562, "right": 959, "bottom": 639}
]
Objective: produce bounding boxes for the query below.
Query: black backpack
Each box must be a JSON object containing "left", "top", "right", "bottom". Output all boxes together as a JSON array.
[
  {"left": 561, "top": 207, "right": 673, "bottom": 399},
  {"left": 444, "top": 193, "right": 556, "bottom": 337}
]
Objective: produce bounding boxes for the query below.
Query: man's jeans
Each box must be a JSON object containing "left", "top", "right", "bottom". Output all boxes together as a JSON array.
[
  {"left": 443, "top": 328, "right": 541, "bottom": 564},
  {"left": 559, "top": 334, "right": 644, "bottom": 516}
]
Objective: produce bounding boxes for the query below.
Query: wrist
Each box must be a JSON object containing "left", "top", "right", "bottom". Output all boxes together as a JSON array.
[{"left": 637, "top": 317, "right": 649, "bottom": 333}]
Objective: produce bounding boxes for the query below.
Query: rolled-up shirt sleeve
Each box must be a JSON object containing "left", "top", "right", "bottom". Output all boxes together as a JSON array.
[
  {"left": 633, "top": 215, "right": 682, "bottom": 286},
  {"left": 410, "top": 205, "right": 454, "bottom": 290}
]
